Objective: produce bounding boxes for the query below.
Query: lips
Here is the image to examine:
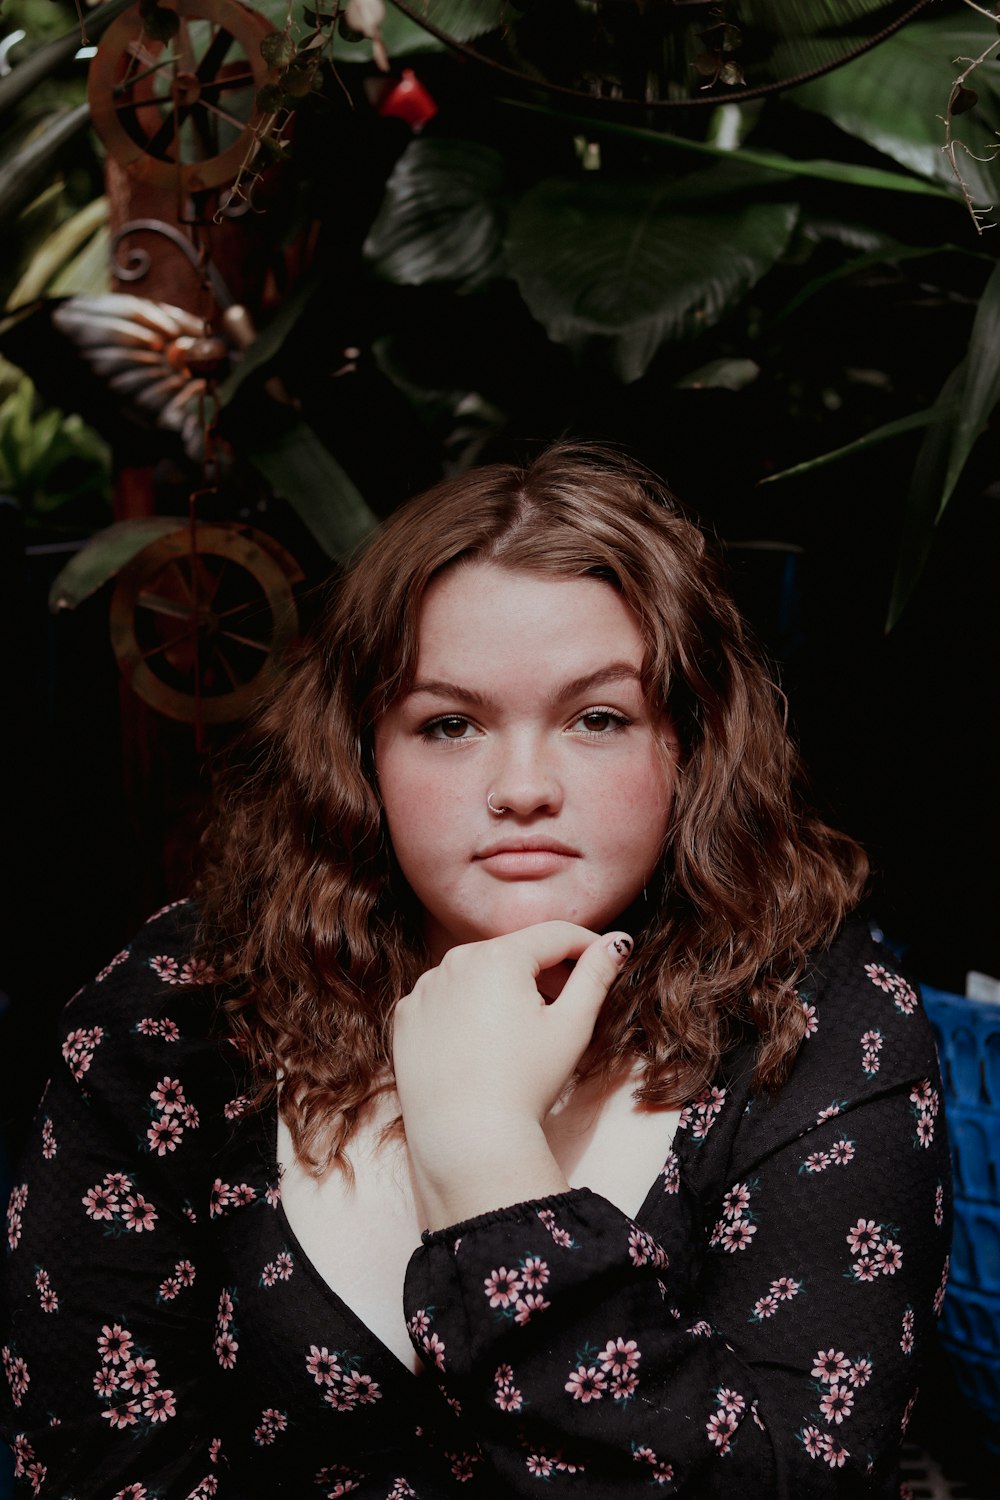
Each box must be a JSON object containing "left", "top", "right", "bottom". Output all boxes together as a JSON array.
[{"left": 474, "top": 838, "right": 580, "bottom": 880}]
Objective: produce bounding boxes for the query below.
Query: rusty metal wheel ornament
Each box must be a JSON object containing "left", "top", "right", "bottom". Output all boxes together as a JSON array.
[
  {"left": 110, "top": 523, "right": 302, "bottom": 724},
  {"left": 88, "top": 0, "right": 277, "bottom": 193}
]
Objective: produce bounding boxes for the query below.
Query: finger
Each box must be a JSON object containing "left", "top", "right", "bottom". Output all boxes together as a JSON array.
[
  {"left": 556, "top": 931, "right": 633, "bottom": 1025},
  {"left": 496, "top": 920, "right": 602, "bottom": 976}
]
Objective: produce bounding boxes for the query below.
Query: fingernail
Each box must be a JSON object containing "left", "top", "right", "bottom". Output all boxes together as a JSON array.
[{"left": 608, "top": 934, "right": 633, "bottom": 963}]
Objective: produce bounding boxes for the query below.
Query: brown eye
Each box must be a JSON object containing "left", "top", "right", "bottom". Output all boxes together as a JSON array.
[
  {"left": 421, "top": 715, "right": 476, "bottom": 740},
  {"left": 582, "top": 712, "right": 614, "bottom": 732},
  {"left": 440, "top": 717, "right": 469, "bottom": 738}
]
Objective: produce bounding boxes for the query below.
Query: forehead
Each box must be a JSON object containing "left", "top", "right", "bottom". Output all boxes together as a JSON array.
[{"left": 414, "top": 564, "right": 644, "bottom": 669}]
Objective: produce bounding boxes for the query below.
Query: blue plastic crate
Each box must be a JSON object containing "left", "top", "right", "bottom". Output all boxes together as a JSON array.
[{"left": 922, "top": 985, "right": 1000, "bottom": 1109}]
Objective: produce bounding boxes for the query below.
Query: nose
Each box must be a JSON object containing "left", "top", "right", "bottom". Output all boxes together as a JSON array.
[{"left": 488, "top": 734, "right": 563, "bottom": 818}]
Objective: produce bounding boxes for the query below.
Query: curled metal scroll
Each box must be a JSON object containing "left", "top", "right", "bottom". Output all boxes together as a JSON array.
[{"left": 111, "top": 218, "right": 235, "bottom": 307}]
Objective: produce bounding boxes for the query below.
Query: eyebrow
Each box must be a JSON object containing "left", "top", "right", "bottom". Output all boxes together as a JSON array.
[{"left": 406, "top": 663, "right": 643, "bottom": 709}]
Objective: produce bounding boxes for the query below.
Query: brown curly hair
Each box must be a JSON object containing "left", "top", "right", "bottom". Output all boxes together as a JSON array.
[{"left": 197, "top": 442, "right": 868, "bottom": 1171}]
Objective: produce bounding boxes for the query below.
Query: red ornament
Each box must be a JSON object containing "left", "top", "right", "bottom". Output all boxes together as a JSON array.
[{"left": 376, "top": 69, "right": 438, "bottom": 130}]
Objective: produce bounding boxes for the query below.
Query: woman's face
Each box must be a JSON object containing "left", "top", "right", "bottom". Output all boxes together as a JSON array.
[{"left": 374, "top": 564, "right": 677, "bottom": 960}]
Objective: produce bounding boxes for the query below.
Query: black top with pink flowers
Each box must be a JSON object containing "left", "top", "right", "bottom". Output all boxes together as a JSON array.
[{"left": 2, "top": 905, "right": 951, "bottom": 1497}]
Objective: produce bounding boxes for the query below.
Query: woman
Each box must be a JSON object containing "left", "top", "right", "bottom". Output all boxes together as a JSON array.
[{"left": 2, "top": 444, "right": 950, "bottom": 1497}]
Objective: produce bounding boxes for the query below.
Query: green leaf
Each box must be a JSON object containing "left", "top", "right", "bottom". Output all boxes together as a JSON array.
[
  {"left": 675, "top": 357, "right": 760, "bottom": 391},
  {"left": 0, "top": 105, "right": 92, "bottom": 225},
  {"left": 506, "top": 163, "right": 799, "bottom": 382},
  {"left": 7, "top": 197, "right": 108, "bottom": 307},
  {"left": 363, "top": 138, "right": 505, "bottom": 291},
  {"left": 499, "top": 97, "right": 950, "bottom": 198},
  {"left": 48, "top": 517, "right": 188, "bottom": 611},
  {"left": 942, "top": 257, "right": 1000, "bottom": 510},
  {"left": 793, "top": 13, "right": 1000, "bottom": 201},
  {"left": 758, "top": 399, "right": 961, "bottom": 487},
  {"left": 330, "top": 0, "right": 511, "bottom": 62},
  {"left": 887, "top": 361, "right": 967, "bottom": 630},
  {"left": 237, "top": 408, "right": 378, "bottom": 560},
  {"left": 218, "top": 276, "right": 321, "bottom": 407}
]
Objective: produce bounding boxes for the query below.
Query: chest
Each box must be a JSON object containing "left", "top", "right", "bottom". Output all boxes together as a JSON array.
[{"left": 277, "top": 1083, "right": 680, "bottom": 1374}]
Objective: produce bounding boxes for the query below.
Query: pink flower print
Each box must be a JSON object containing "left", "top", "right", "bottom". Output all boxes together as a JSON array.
[
  {"left": 175, "top": 1259, "right": 195, "bottom": 1286},
  {"left": 121, "top": 1194, "right": 158, "bottom": 1232},
  {"left": 11, "top": 1433, "right": 35, "bottom": 1477},
  {"left": 120, "top": 1357, "right": 158, "bottom": 1395},
  {"left": 112, "top": 1485, "right": 147, "bottom": 1499},
  {"left": 158, "top": 1018, "right": 180, "bottom": 1042},
  {"left": 819, "top": 1434, "right": 849, "bottom": 1468},
  {"left": 223, "top": 1096, "right": 249, "bottom": 1120},
  {"left": 274, "top": 1250, "right": 292, "bottom": 1277},
  {"left": 849, "top": 1358, "right": 873, "bottom": 1387},
  {"left": 820, "top": 1384, "right": 855, "bottom": 1424},
  {"left": 4, "top": 1352, "right": 29, "bottom": 1407},
  {"left": 864, "top": 962, "right": 894, "bottom": 992},
  {"left": 104, "top": 1172, "right": 132, "bottom": 1195},
  {"left": 513, "top": 1293, "right": 550, "bottom": 1324},
  {"left": 901, "top": 1307, "right": 915, "bottom": 1355},
  {"left": 494, "top": 1382, "right": 524, "bottom": 1412},
  {"left": 911, "top": 1080, "right": 938, "bottom": 1115},
  {"left": 484, "top": 1266, "right": 523, "bottom": 1309},
  {"left": 324, "top": 1384, "right": 359, "bottom": 1412},
  {"left": 61, "top": 1026, "right": 104, "bottom": 1080},
  {"left": 660, "top": 1150, "right": 680, "bottom": 1194},
  {"left": 94, "top": 1367, "right": 119, "bottom": 1397},
  {"left": 102, "top": 1400, "right": 141, "bottom": 1429},
  {"left": 719, "top": 1217, "right": 756, "bottom": 1252},
  {"left": 216, "top": 1289, "right": 234, "bottom": 1329},
  {"left": 722, "top": 1182, "right": 752, "bottom": 1219},
  {"left": 934, "top": 1183, "right": 944, "bottom": 1227},
  {"left": 628, "top": 1226, "right": 667, "bottom": 1267},
  {"left": 934, "top": 1255, "right": 950, "bottom": 1316},
  {"left": 39, "top": 1287, "right": 58, "bottom": 1314},
  {"left": 862, "top": 1050, "right": 881, "bottom": 1077},
  {"left": 343, "top": 1372, "right": 380, "bottom": 1405},
  {"left": 421, "top": 1331, "right": 447, "bottom": 1371},
  {"left": 6, "top": 1210, "right": 22, "bottom": 1252},
  {"left": 151, "top": 1077, "right": 186, "bottom": 1114},
  {"left": 26, "top": 1462, "right": 46, "bottom": 1496},
  {"left": 853, "top": 1256, "right": 879, "bottom": 1282},
  {"left": 804, "top": 1152, "right": 830, "bottom": 1174},
  {"left": 915, "top": 1115, "right": 935, "bottom": 1148},
  {"left": 41, "top": 1117, "right": 57, "bottom": 1159},
  {"left": 149, "top": 955, "right": 180, "bottom": 984},
  {"left": 520, "top": 1255, "right": 549, "bottom": 1290},
  {"left": 83, "top": 1183, "right": 119, "bottom": 1221},
  {"left": 716, "top": 1388, "right": 746, "bottom": 1415},
  {"left": 265, "top": 1182, "right": 281, "bottom": 1208},
  {"left": 98, "top": 1324, "right": 134, "bottom": 1366},
  {"left": 214, "top": 1332, "right": 238, "bottom": 1369},
  {"left": 606, "top": 1368, "right": 638, "bottom": 1401},
  {"left": 801, "top": 1425, "right": 824, "bottom": 1459},
  {"left": 861, "top": 1029, "right": 883, "bottom": 1052},
  {"left": 182, "top": 1104, "right": 200, "bottom": 1129},
  {"left": 770, "top": 1277, "right": 801, "bottom": 1300},
  {"left": 261, "top": 1263, "right": 278, "bottom": 1288},
  {"left": 801, "top": 1001, "right": 818, "bottom": 1036},
  {"left": 406, "top": 1309, "right": 430, "bottom": 1339},
  {"left": 96, "top": 948, "right": 130, "bottom": 982},
  {"left": 179, "top": 957, "right": 213, "bottom": 985},
  {"left": 147, "top": 1116, "right": 183, "bottom": 1156},
  {"left": 687, "top": 1320, "right": 712, "bottom": 1337},
  {"left": 752, "top": 1294, "right": 778, "bottom": 1320},
  {"left": 846, "top": 1219, "right": 882, "bottom": 1255},
  {"left": 159, "top": 1278, "right": 181, "bottom": 1300},
  {"left": 889, "top": 976, "right": 918, "bottom": 1014},
  {"left": 901, "top": 1390, "right": 918, "bottom": 1434},
  {"left": 874, "top": 1239, "right": 903, "bottom": 1275},
  {"left": 209, "top": 1438, "right": 222, "bottom": 1463},
  {"left": 306, "top": 1346, "right": 342, "bottom": 1386},
  {"left": 136, "top": 1018, "right": 160, "bottom": 1036},
  {"left": 526, "top": 1454, "right": 553, "bottom": 1477},
  {"left": 816, "top": 1103, "right": 842, "bottom": 1123},
  {"left": 705, "top": 1408, "right": 737, "bottom": 1453},
  {"left": 230, "top": 1183, "right": 257, "bottom": 1208},
  {"left": 209, "top": 1179, "right": 233, "bottom": 1218},
  {"left": 812, "top": 1349, "right": 850, "bottom": 1385},
  {"left": 599, "top": 1338, "right": 641, "bottom": 1377},
  {"left": 565, "top": 1364, "right": 606, "bottom": 1403},
  {"left": 829, "top": 1139, "right": 855, "bottom": 1167}
]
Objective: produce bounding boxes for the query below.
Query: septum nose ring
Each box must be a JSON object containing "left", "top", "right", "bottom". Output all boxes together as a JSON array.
[{"left": 487, "top": 792, "right": 508, "bottom": 816}]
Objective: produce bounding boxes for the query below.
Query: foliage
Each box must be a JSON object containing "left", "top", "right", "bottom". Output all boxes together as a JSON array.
[{"left": 0, "top": 372, "right": 111, "bottom": 521}]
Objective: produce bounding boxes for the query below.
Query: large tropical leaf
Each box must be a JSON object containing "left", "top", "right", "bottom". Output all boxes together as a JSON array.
[
  {"left": 48, "top": 518, "right": 186, "bottom": 612},
  {"left": 943, "top": 257, "right": 1000, "bottom": 508},
  {"left": 0, "top": 106, "right": 92, "bottom": 226},
  {"left": 363, "top": 138, "right": 505, "bottom": 290},
  {"left": 506, "top": 163, "right": 799, "bottom": 382},
  {"left": 793, "top": 12, "right": 1000, "bottom": 202},
  {"left": 329, "top": 0, "right": 511, "bottom": 63}
]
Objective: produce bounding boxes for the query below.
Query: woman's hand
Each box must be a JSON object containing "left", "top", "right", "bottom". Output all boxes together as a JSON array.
[{"left": 393, "top": 921, "right": 632, "bottom": 1230}]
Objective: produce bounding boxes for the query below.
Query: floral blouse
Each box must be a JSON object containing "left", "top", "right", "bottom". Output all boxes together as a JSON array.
[{"left": 2, "top": 903, "right": 951, "bottom": 1498}]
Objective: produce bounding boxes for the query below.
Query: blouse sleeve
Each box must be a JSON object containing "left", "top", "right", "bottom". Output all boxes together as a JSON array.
[
  {"left": 403, "top": 938, "right": 952, "bottom": 1497},
  {"left": 1, "top": 910, "right": 232, "bottom": 1499}
]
